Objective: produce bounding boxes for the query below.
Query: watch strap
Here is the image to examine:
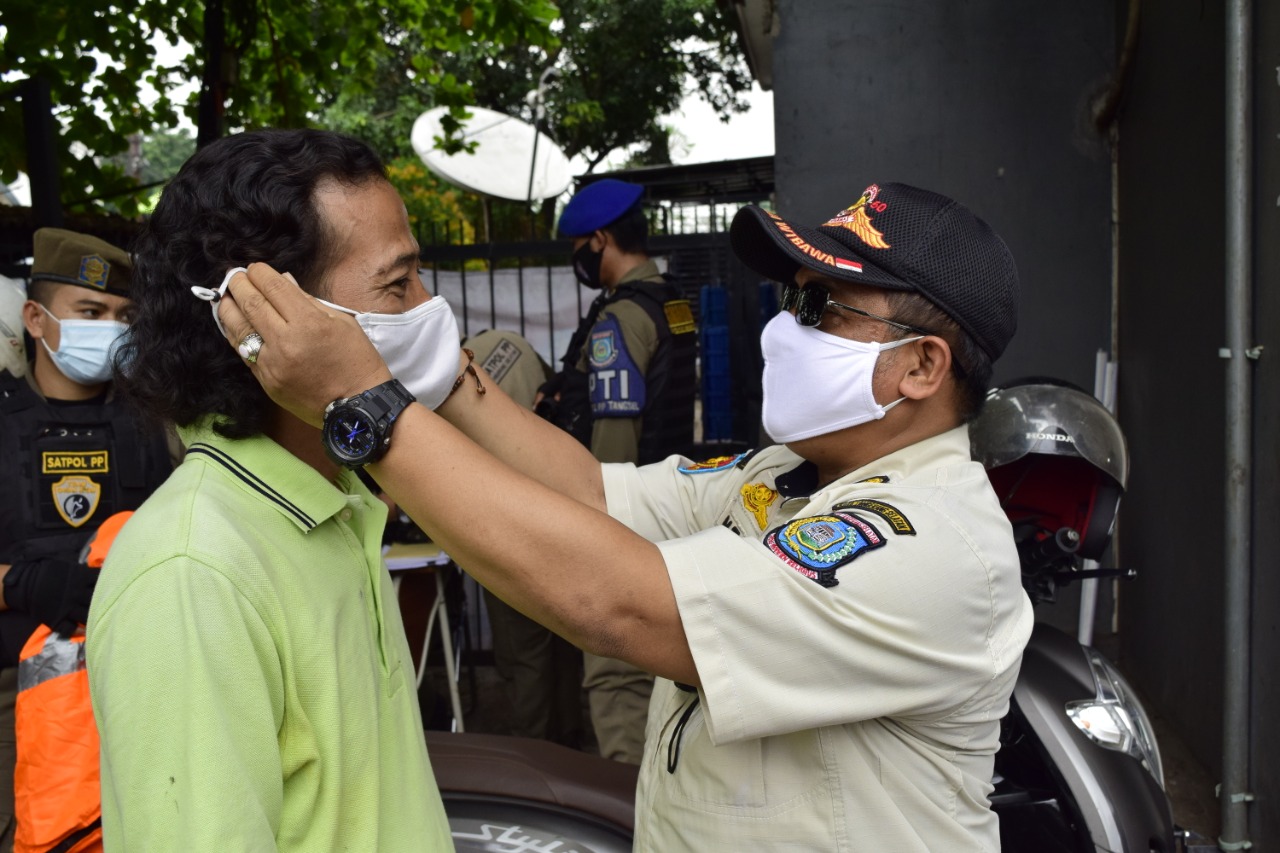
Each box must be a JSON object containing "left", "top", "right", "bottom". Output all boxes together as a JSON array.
[{"left": 355, "top": 378, "right": 417, "bottom": 425}]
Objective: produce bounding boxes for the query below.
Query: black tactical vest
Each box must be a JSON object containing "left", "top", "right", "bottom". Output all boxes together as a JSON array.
[
  {"left": 552, "top": 277, "right": 698, "bottom": 464},
  {"left": 0, "top": 371, "right": 173, "bottom": 564}
]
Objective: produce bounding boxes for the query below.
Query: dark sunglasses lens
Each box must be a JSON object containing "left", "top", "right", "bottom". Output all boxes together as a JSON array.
[
  {"left": 795, "top": 285, "right": 826, "bottom": 326},
  {"left": 779, "top": 284, "right": 799, "bottom": 312}
]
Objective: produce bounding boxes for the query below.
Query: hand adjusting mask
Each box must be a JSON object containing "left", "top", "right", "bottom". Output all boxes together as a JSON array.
[{"left": 192, "top": 268, "right": 464, "bottom": 409}]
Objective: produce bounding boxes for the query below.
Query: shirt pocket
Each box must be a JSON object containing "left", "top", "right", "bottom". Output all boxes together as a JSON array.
[{"left": 661, "top": 701, "right": 827, "bottom": 814}]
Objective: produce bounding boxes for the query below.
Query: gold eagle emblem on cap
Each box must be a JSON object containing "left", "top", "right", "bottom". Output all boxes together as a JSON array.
[{"left": 823, "top": 184, "right": 891, "bottom": 250}]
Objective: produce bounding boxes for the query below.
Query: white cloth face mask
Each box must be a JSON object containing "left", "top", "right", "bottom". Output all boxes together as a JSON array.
[
  {"left": 760, "top": 311, "right": 920, "bottom": 444},
  {"left": 192, "top": 268, "right": 462, "bottom": 409},
  {"left": 316, "top": 287, "right": 462, "bottom": 410}
]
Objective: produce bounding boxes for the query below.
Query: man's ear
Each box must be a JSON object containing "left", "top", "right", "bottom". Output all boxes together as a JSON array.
[
  {"left": 896, "top": 336, "right": 952, "bottom": 401},
  {"left": 21, "top": 300, "right": 46, "bottom": 340},
  {"left": 591, "top": 229, "right": 610, "bottom": 253}
]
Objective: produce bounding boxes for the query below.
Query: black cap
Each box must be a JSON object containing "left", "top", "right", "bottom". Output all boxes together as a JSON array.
[{"left": 730, "top": 182, "right": 1018, "bottom": 361}]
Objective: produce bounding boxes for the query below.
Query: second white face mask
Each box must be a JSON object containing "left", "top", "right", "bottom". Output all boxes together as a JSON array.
[
  {"left": 317, "top": 289, "right": 462, "bottom": 410},
  {"left": 760, "top": 312, "right": 918, "bottom": 444}
]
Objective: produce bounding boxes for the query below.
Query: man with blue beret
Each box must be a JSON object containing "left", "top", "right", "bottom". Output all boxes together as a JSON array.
[{"left": 536, "top": 178, "right": 698, "bottom": 765}]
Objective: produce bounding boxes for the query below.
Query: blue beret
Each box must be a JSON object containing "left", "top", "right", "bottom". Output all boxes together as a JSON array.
[{"left": 557, "top": 179, "right": 645, "bottom": 238}]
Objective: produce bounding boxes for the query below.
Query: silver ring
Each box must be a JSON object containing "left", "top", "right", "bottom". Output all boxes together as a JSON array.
[{"left": 237, "top": 331, "right": 264, "bottom": 364}]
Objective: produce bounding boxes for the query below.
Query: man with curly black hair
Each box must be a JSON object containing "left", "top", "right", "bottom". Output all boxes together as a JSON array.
[{"left": 85, "top": 130, "right": 455, "bottom": 852}]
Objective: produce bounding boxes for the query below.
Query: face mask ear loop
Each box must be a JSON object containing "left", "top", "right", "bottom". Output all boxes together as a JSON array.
[
  {"left": 872, "top": 336, "right": 923, "bottom": 417},
  {"left": 191, "top": 267, "right": 249, "bottom": 339}
]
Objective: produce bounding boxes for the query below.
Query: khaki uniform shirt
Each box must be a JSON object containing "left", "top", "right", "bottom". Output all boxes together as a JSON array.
[
  {"left": 466, "top": 329, "right": 553, "bottom": 410},
  {"left": 601, "top": 426, "right": 1034, "bottom": 851}
]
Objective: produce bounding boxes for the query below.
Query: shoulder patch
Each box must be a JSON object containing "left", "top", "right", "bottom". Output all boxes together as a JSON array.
[
  {"left": 477, "top": 338, "right": 523, "bottom": 384},
  {"left": 831, "top": 498, "right": 916, "bottom": 535},
  {"left": 764, "top": 512, "right": 886, "bottom": 587},
  {"left": 663, "top": 299, "right": 697, "bottom": 334},
  {"left": 678, "top": 453, "right": 748, "bottom": 474}
]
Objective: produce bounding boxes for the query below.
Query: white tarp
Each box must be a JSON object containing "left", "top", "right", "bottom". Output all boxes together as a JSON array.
[{"left": 423, "top": 265, "right": 593, "bottom": 366}]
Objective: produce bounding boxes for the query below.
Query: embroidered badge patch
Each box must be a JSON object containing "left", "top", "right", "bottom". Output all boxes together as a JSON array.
[
  {"left": 832, "top": 498, "right": 916, "bottom": 535},
  {"left": 78, "top": 254, "right": 111, "bottom": 290},
  {"left": 478, "top": 338, "right": 523, "bottom": 384},
  {"left": 590, "top": 328, "right": 618, "bottom": 367},
  {"left": 42, "top": 450, "right": 109, "bottom": 475},
  {"left": 678, "top": 453, "right": 747, "bottom": 474},
  {"left": 764, "top": 512, "right": 885, "bottom": 587},
  {"left": 740, "top": 483, "right": 779, "bottom": 531},
  {"left": 51, "top": 476, "right": 101, "bottom": 528},
  {"left": 823, "top": 184, "right": 891, "bottom": 250},
  {"left": 663, "top": 299, "right": 697, "bottom": 335}
]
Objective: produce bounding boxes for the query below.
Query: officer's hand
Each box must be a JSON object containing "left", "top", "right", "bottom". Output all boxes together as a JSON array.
[
  {"left": 219, "top": 264, "right": 391, "bottom": 427},
  {"left": 3, "top": 558, "right": 98, "bottom": 635}
]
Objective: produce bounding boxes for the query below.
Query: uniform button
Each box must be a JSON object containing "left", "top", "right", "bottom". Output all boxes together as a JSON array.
[{"left": 339, "top": 508, "right": 353, "bottom": 522}]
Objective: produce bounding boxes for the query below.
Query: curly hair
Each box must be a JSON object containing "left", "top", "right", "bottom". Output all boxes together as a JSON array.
[{"left": 114, "top": 129, "right": 387, "bottom": 439}]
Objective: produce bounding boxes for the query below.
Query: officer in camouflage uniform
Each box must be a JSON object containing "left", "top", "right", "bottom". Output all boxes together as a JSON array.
[
  {"left": 0, "top": 229, "right": 172, "bottom": 850},
  {"left": 538, "top": 179, "right": 698, "bottom": 764}
]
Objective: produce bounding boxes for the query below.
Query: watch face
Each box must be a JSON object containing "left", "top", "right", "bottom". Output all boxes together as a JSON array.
[{"left": 325, "top": 407, "right": 379, "bottom": 463}]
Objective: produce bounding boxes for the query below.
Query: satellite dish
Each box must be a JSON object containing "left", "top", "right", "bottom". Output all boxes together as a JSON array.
[{"left": 411, "top": 106, "right": 573, "bottom": 202}]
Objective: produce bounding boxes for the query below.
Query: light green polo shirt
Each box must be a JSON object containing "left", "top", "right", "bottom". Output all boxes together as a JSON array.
[{"left": 87, "top": 421, "right": 453, "bottom": 852}]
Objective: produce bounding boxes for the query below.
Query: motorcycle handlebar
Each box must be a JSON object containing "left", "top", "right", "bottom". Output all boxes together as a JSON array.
[{"left": 1018, "top": 527, "right": 1081, "bottom": 573}]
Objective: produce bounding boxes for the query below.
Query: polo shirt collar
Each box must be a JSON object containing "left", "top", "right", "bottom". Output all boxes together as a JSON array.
[{"left": 178, "top": 419, "right": 355, "bottom": 533}]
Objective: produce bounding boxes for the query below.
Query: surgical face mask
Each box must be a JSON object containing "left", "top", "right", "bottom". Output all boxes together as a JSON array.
[
  {"left": 38, "top": 305, "right": 128, "bottom": 385},
  {"left": 192, "top": 268, "right": 463, "bottom": 410},
  {"left": 315, "top": 289, "right": 462, "bottom": 410},
  {"left": 760, "top": 311, "right": 920, "bottom": 444},
  {"left": 571, "top": 241, "right": 604, "bottom": 289}
]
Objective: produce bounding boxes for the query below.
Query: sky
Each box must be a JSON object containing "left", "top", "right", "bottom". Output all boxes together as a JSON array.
[{"left": 642, "top": 85, "right": 776, "bottom": 168}]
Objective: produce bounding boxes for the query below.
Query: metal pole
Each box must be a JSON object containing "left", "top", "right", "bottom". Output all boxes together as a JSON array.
[{"left": 1219, "top": 0, "right": 1254, "bottom": 848}]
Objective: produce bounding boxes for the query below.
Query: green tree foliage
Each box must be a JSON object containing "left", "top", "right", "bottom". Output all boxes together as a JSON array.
[
  {"left": 0, "top": 0, "right": 557, "bottom": 215},
  {"left": 547, "top": 0, "right": 752, "bottom": 171},
  {"left": 321, "top": 0, "right": 752, "bottom": 242}
]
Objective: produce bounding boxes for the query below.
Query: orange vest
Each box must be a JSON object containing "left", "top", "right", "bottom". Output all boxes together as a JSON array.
[{"left": 14, "top": 511, "right": 132, "bottom": 853}]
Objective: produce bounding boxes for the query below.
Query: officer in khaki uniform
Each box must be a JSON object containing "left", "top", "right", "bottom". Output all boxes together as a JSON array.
[
  {"left": 465, "top": 329, "right": 585, "bottom": 748},
  {"left": 217, "top": 180, "right": 1035, "bottom": 850},
  {"left": 0, "top": 229, "right": 173, "bottom": 851},
  {"left": 538, "top": 179, "right": 697, "bottom": 765}
]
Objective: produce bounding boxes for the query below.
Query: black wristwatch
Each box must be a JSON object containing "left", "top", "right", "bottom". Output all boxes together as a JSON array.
[{"left": 321, "top": 379, "right": 416, "bottom": 468}]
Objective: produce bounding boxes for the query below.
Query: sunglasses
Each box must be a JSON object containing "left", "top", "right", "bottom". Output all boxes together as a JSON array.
[{"left": 779, "top": 282, "right": 931, "bottom": 335}]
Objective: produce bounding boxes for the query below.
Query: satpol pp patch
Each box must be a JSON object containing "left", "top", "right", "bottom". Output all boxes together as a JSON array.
[
  {"left": 51, "top": 475, "right": 101, "bottom": 528},
  {"left": 764, "top": 512, "right": 885, "bottom": 587}
]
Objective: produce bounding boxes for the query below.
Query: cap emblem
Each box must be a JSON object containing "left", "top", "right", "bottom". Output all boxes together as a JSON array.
[
  {"left": 77, "top": 254, "right": 111, "bottom": 290},
  {"left": 765, "top": 211, "right": 864, "bottom": 274},
  {"left": 823, "top": 184, "right": 891, "bottom": 250}
]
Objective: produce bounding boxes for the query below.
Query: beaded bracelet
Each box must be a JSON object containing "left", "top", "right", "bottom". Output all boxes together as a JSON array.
[{"left": 442, "top": 348, "right": 486, "bottom": 404}]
